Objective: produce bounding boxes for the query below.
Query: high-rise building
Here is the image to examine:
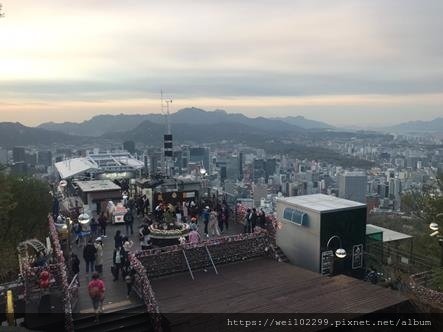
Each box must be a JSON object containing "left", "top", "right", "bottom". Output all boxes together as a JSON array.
[
  {"left": 189, "top": 147, "right": 210, "bottom": 171},
  {"left": 238, "top": 151, "right": 244, "bottom": 181},
  {"left": 13, "top": 147, "right": 26, "bottom": 163},
  {"left": 37, "top": 150, "right": 53, "bottom": 167},
  {"left": 253, "top": 184, "right": 268, "bottom": 207},
  {"left": 25, "top": 152, "right": 37, "bottom": 166},
  {"left": 123, "top": 141, "right": 136, "bottom": 154},
  {"left": 338, "top": 171, "right": 367, "bottom": 203},
  {"left": 0, "top": 148, "right": 9, "bottom": 165},
  {"left": 253, "top": 159, "right": 266, "bottom": 182}
]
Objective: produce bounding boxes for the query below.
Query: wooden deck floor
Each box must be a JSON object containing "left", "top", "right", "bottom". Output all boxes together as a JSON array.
[{"left": 151, "top": 257, "right": 407, "bottom": 314}]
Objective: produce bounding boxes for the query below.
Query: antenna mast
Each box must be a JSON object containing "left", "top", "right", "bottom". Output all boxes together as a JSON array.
[{"left": 161, "top": 90, "right": 173, "bottom": 177}]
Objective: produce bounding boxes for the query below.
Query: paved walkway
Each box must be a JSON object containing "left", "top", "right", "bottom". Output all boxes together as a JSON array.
[{"left": 72, "top": 219, "right": 142, "bottom": 313}]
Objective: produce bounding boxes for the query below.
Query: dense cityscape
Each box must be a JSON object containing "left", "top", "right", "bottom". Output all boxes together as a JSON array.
[{"left": 1, "top": 1, "right": 443, "bottom": 331}]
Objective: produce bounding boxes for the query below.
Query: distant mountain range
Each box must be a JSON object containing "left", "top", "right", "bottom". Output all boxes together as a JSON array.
[
  {"left": 383, "top": 117, "right": 443, "bottom": 133},
  {"left": 0, "top": 122, "right": 88, "bottom": 148},
  {"left": 270, "top": 115, "right": 333, "bottom": 129},
  {"left": 38, "top": 108, "right": 335, "bottom": 137}
]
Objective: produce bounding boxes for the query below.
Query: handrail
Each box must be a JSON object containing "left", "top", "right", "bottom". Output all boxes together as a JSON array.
[
  {"left": 182, "top": 250, "right": 195, "bottom": 280},
  {"left": 137, "top": 232, "right": 268, "bottom": 258},
  {"left": 205, "top": 246, "right": 218, "bottom": 275},
  {"left": 68, "top": 274, "right": 78, "bottom": 289}
]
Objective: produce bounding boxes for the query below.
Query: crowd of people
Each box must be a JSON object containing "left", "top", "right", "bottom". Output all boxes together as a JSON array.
[{"left": 63, "top": 191, "right": 272, "bottom": 320}]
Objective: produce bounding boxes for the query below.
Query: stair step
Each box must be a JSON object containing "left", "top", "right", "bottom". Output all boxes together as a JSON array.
[
  {"left": 75, "top": 314, "right": 151, "bottom": 332},
  {"left": 74, "top": 304, "right": 146, "bottom": 329}
]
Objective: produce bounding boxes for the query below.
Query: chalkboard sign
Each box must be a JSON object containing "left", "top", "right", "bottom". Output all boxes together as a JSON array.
[{"left": 321, "top": 250, "right": 334, "bottom": 276}]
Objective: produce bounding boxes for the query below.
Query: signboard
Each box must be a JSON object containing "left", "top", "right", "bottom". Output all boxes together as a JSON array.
[
  {"left": 321, "top": 250, "right": 334, "bottom": 276},
  {"left": 352, "top": 244, "right": 363, "bottom": 269}
]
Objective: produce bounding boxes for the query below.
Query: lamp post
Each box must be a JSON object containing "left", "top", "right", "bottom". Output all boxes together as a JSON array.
[
  {"left": 200, "top": 167, "right": 208, "bottom": 204},
  {"left": 327, "top": 235, "right": 347, "bottom": 259},
  {"left": 429, "top": 213, "right": 443, "bottom": 267}
]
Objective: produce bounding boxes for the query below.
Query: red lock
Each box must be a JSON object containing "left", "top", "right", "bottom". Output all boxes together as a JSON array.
[{"left": 39, "top": 270, "right": 50, "bottom": 289}]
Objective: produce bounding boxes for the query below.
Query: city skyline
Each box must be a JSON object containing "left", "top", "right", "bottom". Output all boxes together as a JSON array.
[{"left": 1, "top": 0, "right": 442, "bottom": 126}]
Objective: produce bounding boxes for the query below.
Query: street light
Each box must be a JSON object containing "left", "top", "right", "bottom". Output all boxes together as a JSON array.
[{"left": 327, "top": 235, "right": 347, "bottom": 259}]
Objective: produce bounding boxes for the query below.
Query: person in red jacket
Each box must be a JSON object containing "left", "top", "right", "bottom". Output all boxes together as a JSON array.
[{"left": 88, "top": 272, "right": 105, "bottom": 322}]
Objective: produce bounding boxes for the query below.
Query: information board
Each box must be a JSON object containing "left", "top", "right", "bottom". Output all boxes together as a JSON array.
[
  {"left": 352, "top": 244, "right": 363, "bottom": 269},
  {"left": 321, "top": 250, "right": 334, "bottom": 276}
]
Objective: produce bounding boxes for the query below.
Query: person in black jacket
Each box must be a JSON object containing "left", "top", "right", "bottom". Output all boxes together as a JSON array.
[
  {"left": 71, "top": 253, "right": 80, "bottom": 275},
  {"left": 258, "top": 209, "right": 267, "bottom": 228},
  {"left": 124, "top": 209, "right": 134, "bottom": 235},
  {"left": 114, "top": 230, "right": 123, "bottom": 249},
  {"left": 251, "top": 208, "right": 258, "bottom": 232},
  {"left": 83, "top": 239, "right": 97, "bottom": 274}
]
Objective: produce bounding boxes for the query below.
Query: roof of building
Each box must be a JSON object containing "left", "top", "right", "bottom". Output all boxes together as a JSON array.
[
  {"left": 54, "top": 153, "right": 144, "bottom": 179},
  {"left": 75, "top": 180, "right": 121, "bottom": 193},
  {"left": 366, "top": 224, "right": 413, "bottom": 242},
  {"left": 277, "top": 194, "right": 366, "bottom": 213},
  {"left": 151, "top": 257, "right": 407, "bottom": 315},
  {"left": 342, "top": 171, "right": 366, "bottom": 177},
  {"left": 54, "top": 158, "right": 99, "bottom": 179}
]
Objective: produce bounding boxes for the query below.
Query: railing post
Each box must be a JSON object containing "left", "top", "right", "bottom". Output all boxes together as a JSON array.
[
  {"left": 182, "top": 250, "right": 195, "bottom": 280},
  {"left": 6, "top": 289, "right": 15, "bottom": 326},
  {"left": 205, "top": 246, "right": 218, "bottom": 275}
]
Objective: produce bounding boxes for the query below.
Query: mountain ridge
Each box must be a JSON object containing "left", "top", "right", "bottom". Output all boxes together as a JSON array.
[{"left": 37, "top": 108, "right": 330, "bottom": 136}]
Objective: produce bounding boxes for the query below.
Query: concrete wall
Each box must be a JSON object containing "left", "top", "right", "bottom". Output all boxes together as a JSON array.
[{"left": 276, "top": 201, "right": 321, "bottom": 272}]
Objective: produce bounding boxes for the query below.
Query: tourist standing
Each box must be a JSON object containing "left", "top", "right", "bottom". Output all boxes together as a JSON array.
[
  {"left": 143, "top": 195, "right": 150, "bottom": 216},
  {"left": 258, "top": 209, "right": 267, "bottom": 228},
  {"left": 112, "top": 246, "right": 124, "bottom": 281},
  {"left": 201, "top": 206, "right": 210, "bottom": 237},
  {"left": 125, "top": 267, "right": 136, "bottom": 298},
  {"left": 98, "top": 212, "right": 108, "bottom": 238},
  {"left": 188, "top": 223, "right": 201, "bottom": 244},
  {"left": 90, "top": 217, "right": 99, "bottom": 239},
  {"left": 244, "top": 209, "right": 251, "bottom": 233},
  {"left": 136, "top": 195, "right": 144, "bottom": 216},
  {"left": 122, "top": 236, "right": 134, "bottom": 256},
  {"left": 83, "top": 239, "right": 97, "bottom": 274},
  {"left": 208, "top": 209, "right": 220, "bottom": 237},
  {"left": 251, "top": 208, "right": 258, "bottom": 232},
  {"left": 114, "top": 230, "right": 123, "bottom": 249},
  {"left": 94, "top": 238, "right": 104, "bottom": 274},
  {"left": 71, "top": 253, "right": 80, "bottom": 276},
  {"left": 124, "top": 208, "right": 134, "bottom": 235},
  {"left": 88, "top": 272, "right": 105, "bottom": 322}
]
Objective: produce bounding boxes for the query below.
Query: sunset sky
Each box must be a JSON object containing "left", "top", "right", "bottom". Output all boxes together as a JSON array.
[{"left": 0, "top": 0, "right": 442, "bottom": 126}]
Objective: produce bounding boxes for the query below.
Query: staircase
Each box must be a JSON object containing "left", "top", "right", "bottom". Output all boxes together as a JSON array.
[{"left": 73, "top": 304, "right": 153, "bottom": 332}]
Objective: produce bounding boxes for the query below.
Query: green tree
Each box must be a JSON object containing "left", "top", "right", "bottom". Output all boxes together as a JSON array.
[{"left": 0, "top": 174, "right": 51, "bottom": 282}]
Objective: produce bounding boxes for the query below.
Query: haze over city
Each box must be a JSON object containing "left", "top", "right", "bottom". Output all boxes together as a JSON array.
[{"left": 0, "top": 0, "right": 442, "bottom": 126}]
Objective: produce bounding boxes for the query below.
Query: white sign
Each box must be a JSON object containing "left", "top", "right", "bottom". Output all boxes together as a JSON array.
[
  {"left": 352, "top": 244, "right": 363, "bottom": 269},
  {"left": 321, "top": 250, "right": 334, "bottom": 276}
]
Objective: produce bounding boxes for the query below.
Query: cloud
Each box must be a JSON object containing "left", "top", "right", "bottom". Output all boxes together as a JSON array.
[{"left": 0, "top": 0, "right": 442, "bottom": 125}]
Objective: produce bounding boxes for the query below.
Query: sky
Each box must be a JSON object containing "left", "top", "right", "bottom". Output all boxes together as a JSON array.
[{"left": 0, "top": 0, "right": 442, "bottom": 127}]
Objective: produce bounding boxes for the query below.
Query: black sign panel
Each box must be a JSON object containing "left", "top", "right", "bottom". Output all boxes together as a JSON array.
[{"left": 321, "top": 250, "right": 334, "bottom": 276}]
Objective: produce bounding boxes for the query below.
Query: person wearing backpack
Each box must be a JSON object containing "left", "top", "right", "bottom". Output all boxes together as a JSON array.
[
  {"left": 124, "top": 209, "right": 134, "bottom": 235},
  {"left": 83, "top": 238, "right": 97, "bottom": 274},
  {"left": 112, "top": 246, "right": 124, "bottom": 281},
  {"left": 88, "top": 272, "right": 105, "bottom": 322}
]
